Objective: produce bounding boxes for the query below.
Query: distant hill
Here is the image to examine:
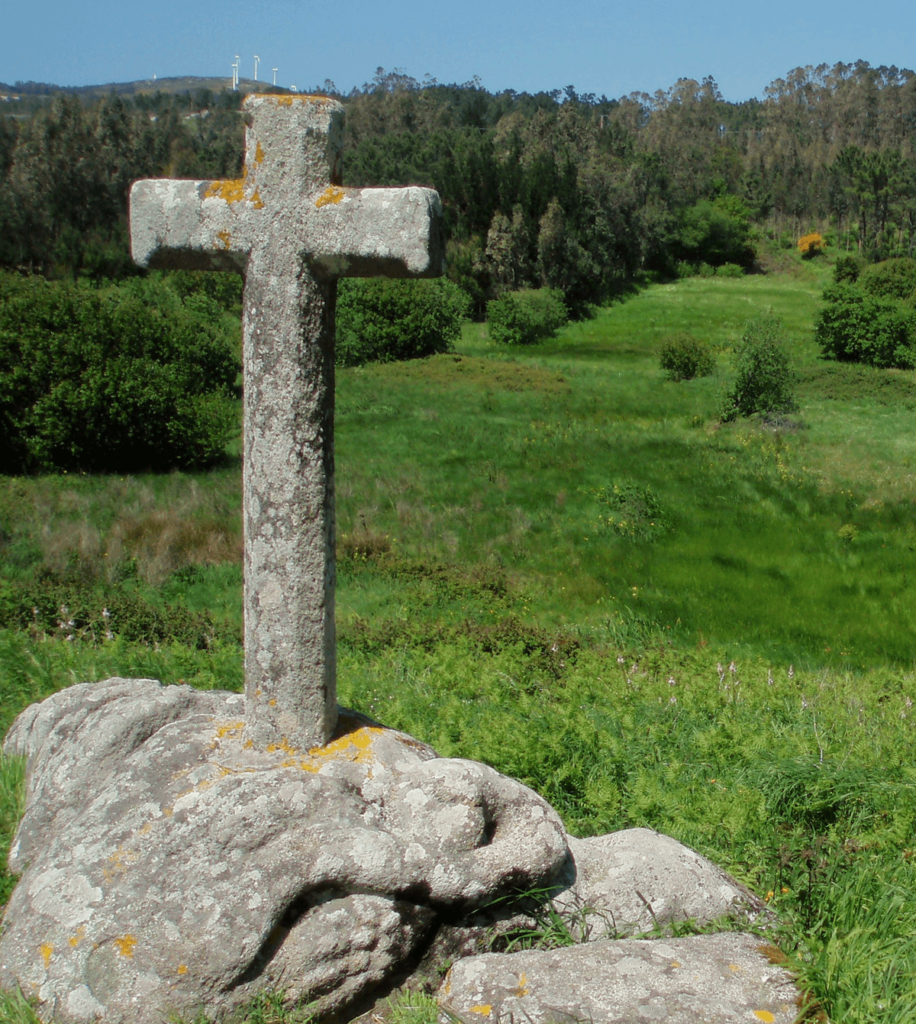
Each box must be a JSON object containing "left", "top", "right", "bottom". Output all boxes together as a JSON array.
[{"left": 0, "top": 76, "right": 289, "bottom": 100}]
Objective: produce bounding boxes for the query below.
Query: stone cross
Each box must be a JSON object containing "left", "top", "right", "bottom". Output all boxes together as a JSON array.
[{"left": 130, "top": 94, "right": 444, "bottom": 750}]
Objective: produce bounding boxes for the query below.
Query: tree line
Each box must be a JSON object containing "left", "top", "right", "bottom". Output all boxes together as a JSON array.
[{"left": 2, "top": 61, "right": 916, "bottom": 309}]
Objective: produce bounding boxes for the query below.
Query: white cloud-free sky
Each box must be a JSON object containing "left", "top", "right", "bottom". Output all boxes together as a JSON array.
[{"left": 3, "top": 0, "right": 914, "bottom": 102}]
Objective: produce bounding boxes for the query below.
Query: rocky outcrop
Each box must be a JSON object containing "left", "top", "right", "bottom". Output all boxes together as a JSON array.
[
  {"left": 0, "top": 678, "right": 798, "bottom": 1024},
  {"left": 551, "top": 830, "right": 769, "bottom": 939},
  {"left": 438, "top": 932, "right": 799, "bottom": 1024},
  {"left": 0, "top": 679, "right": 567, "bottom": 1023}
]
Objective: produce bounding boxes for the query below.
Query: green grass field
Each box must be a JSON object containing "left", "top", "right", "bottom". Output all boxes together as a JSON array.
[{"left": 3, "top": 259, "right": 916, "bottom": 1022}]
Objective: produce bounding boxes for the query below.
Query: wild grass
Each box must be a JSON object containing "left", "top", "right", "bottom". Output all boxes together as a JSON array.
[
  {"left": 336, "top": 257, "right": 915, "bottom": 669},
  {"left": 3, "top": 262, "right": 916, "bottom": 1022},
  {"left": 0, "top": 990, "right": 41, "bottom": 1024}
]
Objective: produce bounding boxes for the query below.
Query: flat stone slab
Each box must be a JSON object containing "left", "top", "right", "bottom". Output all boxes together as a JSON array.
[
  {"left": 438, "top": 933, "right": 800, "bottom": 1024},
  {"left": 552, "top": 830, "right": 769, "bottom": 939},
  {"left": 0, "top": 679, "right": 568, "bottom": 1024}
]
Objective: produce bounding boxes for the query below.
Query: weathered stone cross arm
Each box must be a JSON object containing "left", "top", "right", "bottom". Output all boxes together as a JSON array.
[
  {"left": 129, "top": 95, "right": 445, "bottom": 752},
  {"left": 130, "top": 178, "right": 444, "bottom": 279}
]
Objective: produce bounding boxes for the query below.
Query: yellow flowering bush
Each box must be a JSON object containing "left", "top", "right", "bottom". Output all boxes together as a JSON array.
[{"left": 798, "top": 232, "right": 825, "bottom": 258}]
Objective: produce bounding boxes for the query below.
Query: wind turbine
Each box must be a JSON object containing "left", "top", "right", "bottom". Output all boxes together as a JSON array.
[
  {"left": 235, "top": 56, "right": 241, "bottom": 89},
  {"left": 272, "top": 67, "right": 278, "bottom": 87},
  {"left": 254, "top": 55, "right": 260, "bottom": 82}
]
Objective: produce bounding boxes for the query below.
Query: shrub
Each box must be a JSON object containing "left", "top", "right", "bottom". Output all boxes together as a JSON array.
[
  {"left": 798, "top": 232, "right": 825, "bottom": 258},
  {"left": 719, "top": 311, "right": 797, "bottom": 422},
  {"left": 814, "top": 283, "right": 916, "bottom": 369},
  {"left": 833, "top": 253, "right": 865, "bottom": 284},
  {"left": 674, "top": 198, "right": 755, "bottom": 268},
  {"left": 336, "top": 278, "right": 470, "bottom": 367},
  {"left": 858, "top": 258, "right": 916, "bottom": 303},
  {"left": 0, "top": 277, "right": 240, "bottom": 474},
  {"left": 715, "top": 263, "right": 745, "bottom": 278},
  {"left": 487, "top": 288, "right": 568, "bottom": 346},
  {"left": 659, "top": 333, "right": 716, "bottom": 382},
  {"left": 162, "top": 269, "right": 244, "bottom": 312}
]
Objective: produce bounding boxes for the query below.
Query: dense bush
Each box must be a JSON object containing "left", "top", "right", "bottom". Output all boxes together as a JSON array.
[
  {"left": 674, "top": 198, "right": 755, "bottom": 269},
  {"left": 858, "top": 258, "right": 916, "bottom": 303},
  {"left": 336, "top": 278, "right": 470, "bottom": 367},
  {"left": 659, "top": 332, "right": 716, "bottom": 381},
  {"left": 162, "top": 269, "right": 244, "bottom": 312},
  {"left": 719, "top": 311, "right": 797, "bottom": 421},
  {"left": 833, "top": 253, "right": 865, "bottom": 284},
  {"left": 814, "top": 283, "right": 916, "bottom": 369},
  {"left": 715, "top": 263, "right": 745, "bottom": 278},
  {"left": 487, "top": 288, "right": 568, "bottom": 346},
  {"left": 0, "top": 276, "right": 240, "bottom": 473}
]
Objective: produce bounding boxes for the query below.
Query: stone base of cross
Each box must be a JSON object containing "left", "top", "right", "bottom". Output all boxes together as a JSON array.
[{"left": 130, "top": 94, "right": 445, "bottom": 751}]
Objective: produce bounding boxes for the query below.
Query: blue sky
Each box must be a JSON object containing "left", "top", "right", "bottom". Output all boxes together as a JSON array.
[{"left": 3, "top": 0, "right": 914, "bottom": 102}]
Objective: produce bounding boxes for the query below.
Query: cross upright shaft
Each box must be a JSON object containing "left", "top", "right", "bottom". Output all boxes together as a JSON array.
[{"left": 130, "top": 95, "right": 445, "bottom": 750}]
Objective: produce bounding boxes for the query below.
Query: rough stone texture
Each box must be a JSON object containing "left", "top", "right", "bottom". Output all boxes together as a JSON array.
[
  {"left": 550, "top": 830, "right": 770, "bottom": 939},
  {"left": 0, "top": 680, "right": 568, "bottom": 1024},
  {"left": 417, "top": 833, "right": 772, "bottom": 988},
  {"left": 129, "top": 94, "right": 445, "bottom": 752},
  {"left": 438, "top": 933, "right": 799, "bottom": 1024}
]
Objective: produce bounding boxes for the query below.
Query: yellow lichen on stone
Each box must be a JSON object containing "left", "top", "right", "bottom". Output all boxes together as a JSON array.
[
  {"left": 753, "top": 1013, "right": 776, "bottom": 1023},
  {"left": 728, "top": 963, "right": 742, "bottom": 972},
  {"left": 267, "top": 737, "right": 300, "bottom": 756},
  {"left": 670, "top": 960, "right": 681, "bottom": 968},
  {"left": 69, "top": 927, "right": 86, "bottom": 949},
  {"left": 177, "top": 964, "right": 188, "bottom": 976},
  {"left": 469, "top": 1006, "right": 492, "bottom": 1017},
  {"left": 40, "top": 943, "right": 53, "bottom": 967},
  {"left": 104, "top": 844, "right": 139, "bottom": 881},
  {"left": 205, "top": 179, "right": 246, "bottom": 204},
  {"left": 114, "top": 935, "right": 137, "bottom": 958},
  {"left": 307, "top": 725, "right": 384, "bottom": 765},
  {"left": 254, "top": 142, "right": 265, "bottom": 165},
  {"left": 251, "top": 190, "right": 265, "bottom": 210},
  {"left": 215, "top": 721, "right": 246, "bottom": 740},
  {"left": 315, "top": 185, "right": 348, "bottom": 208},
  {"left": 216, "top": 229, "right": 232, "bottom": 251},
  {"left": 513, "top": 972, "right": 529, "bottom": 997},
  {"left": 270, "top": 94, "right": 331, "bottom": 106}
]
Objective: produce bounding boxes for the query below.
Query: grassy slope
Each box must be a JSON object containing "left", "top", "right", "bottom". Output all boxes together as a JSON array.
[
  {"left": 336, "top": 260, "right": 916, "bottom": 669},
  {"left": 3, "top": 261, "right": 916, "bottom": 1022}
]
